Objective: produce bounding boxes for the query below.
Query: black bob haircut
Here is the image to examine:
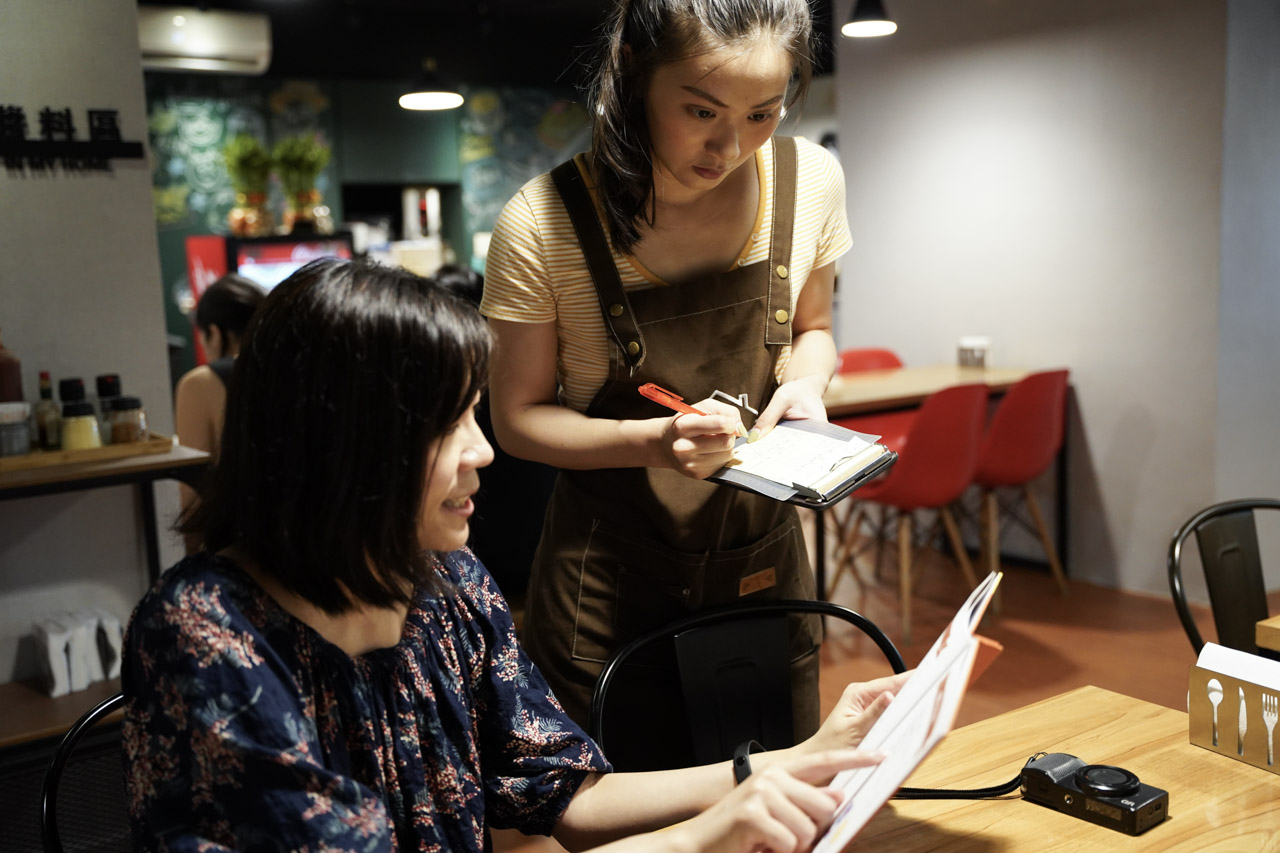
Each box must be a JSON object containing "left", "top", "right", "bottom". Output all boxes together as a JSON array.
[
  {"left": 180, "top": 257, "right": 492, "bottom": 613},
  {"left": 194, "top": 272, "right": 266, "bottom": 342}
]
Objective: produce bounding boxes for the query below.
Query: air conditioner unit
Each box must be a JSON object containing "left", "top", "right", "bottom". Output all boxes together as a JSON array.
[{"left": 137, "top": 6, "right": 272, "bottom": 75}]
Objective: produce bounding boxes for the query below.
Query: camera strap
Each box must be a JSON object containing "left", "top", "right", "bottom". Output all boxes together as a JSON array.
[{"left": 892, "top": 753, "right": 1045, "bottom": 800}]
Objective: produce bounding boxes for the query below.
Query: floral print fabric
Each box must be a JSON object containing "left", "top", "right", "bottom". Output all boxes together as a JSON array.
[{"left": 122, "top": 549, "right": 609, "bottom": 852}]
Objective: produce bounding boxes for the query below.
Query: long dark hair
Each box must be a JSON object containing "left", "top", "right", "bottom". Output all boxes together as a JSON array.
[
  {"left": 587, "top": 0, "right": 814, "bottom": 253},
  {"left": 180, "top": 258, "right": 492, "bottom": 613}
]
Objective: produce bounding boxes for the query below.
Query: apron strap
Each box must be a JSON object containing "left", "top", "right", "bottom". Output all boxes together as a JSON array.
[
  {"left": 765, "top": 136, "right": 798, "bottom": 347},
  {"left": 550, "top": 159, "right": 647, "bottom": 373}
]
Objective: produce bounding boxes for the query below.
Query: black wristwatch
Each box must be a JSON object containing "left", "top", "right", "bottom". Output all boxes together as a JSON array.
[{"left": 733, "top": 740, "right": 766, "bottom": 785}]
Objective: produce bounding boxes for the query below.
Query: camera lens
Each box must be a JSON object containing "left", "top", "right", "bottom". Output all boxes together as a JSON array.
[{"left": 1074, "top": 764, "right": 1140, "bottom": 797}]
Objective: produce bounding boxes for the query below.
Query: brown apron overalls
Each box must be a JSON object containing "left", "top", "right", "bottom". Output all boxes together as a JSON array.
[{"left": 522, "top": 137, "right": 822, "bottom": 754}]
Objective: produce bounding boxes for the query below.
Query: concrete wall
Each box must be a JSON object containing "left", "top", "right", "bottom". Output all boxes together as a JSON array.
[
  {"left": 833, "top": 0, "right": 1248, "bottom": 597},
  {"left": 0, "top": 0, "right": 181, "bottom": 682}
]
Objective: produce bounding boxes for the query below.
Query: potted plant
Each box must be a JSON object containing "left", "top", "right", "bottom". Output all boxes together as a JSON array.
[
  {"left": 271, "top": 134, "right": 334, "bottom": 234},
  {"left": 222, "top": 134, "right": 273, "bottom": 237}
]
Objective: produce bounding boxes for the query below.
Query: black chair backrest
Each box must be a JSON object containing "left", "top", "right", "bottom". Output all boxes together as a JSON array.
[
  {"left": 40, "top": 691, "right": 128, "bottom": 853},
  {"left": 588, "top": 600, "right": 905, "bottom": 771},
  {"left": 1168, "top": 498, "right": 1279, "bottom": 655}
]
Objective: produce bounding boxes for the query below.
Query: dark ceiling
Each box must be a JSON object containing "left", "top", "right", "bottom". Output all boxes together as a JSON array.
[{"left": 137, "top": 0, "right": 834, "bottom": 88}]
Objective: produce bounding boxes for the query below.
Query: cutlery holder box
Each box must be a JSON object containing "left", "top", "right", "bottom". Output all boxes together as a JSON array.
[{"left": 1188, "top": 665, "right": 1280, "bottom": 775}]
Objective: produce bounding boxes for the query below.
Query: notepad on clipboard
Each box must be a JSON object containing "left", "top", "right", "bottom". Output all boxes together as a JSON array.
[{"left": 708, "top": 419, "right": 897, "bottom": 509}]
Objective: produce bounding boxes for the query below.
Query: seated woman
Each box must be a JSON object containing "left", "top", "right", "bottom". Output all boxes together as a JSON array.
[
  {"left": 122, "top": 258, "right": 908, "bottom": 852},
  {"left": 173, "top": 272, "right": 265, "bottom": 458},
  {"left": 173, "top": 273, "right": 266, "bottom": 550}
]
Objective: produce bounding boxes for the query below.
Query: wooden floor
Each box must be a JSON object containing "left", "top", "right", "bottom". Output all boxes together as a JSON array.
[{"left": 493, "top": 526, "right": 1279, "bottom": 852}]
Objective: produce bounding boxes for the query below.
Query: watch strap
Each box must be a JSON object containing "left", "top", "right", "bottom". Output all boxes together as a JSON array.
[{"left": 733, "top": 739, "right": 766, "bottom": 785}]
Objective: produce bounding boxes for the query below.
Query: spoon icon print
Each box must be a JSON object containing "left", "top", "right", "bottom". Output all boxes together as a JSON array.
[{"left": 1208, "top": 678, "right": 1224, "bottom": 747}]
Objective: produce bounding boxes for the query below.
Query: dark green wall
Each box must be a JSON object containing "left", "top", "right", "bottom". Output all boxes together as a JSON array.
[{"left": 146, "top": 75, "right": 340, "bottom": 382}]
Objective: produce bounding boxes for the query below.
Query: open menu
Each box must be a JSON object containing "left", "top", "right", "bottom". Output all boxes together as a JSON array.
[
  {"left": 709, "top": 420, "right": 897, "bottom": 509},
  {"left": 812, "top": 571, "right": 1004, "bottom": 853}
]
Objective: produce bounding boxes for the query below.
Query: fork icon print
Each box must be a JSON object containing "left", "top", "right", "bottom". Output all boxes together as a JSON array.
[{"left": 1263, "top": 693, "right": 1278, "bottom": 766}]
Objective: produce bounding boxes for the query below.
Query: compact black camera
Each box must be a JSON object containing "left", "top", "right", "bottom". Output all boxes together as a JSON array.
[{"left": 1020, "top": 753, "right": 1168, "bottom": 835}]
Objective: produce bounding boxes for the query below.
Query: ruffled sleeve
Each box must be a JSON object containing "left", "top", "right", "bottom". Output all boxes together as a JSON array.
[{"left": 444, "top": 550, "right": 611, "bottom": 835}]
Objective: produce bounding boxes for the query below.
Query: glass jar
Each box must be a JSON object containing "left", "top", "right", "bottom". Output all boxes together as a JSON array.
[
  {"left": 109, "top": 396, "right": 148, "bottom": 444},
  {"left": 0, "top": 401, "right": 31, "bottom": 456},
  {"left": 61, "top": 401, "right": 102, "bottom": 450}
]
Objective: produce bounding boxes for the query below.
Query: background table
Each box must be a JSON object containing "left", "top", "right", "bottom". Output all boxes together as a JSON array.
[
  {"left": 854, "top": 685, "right": 1280, "bottom": 851},
  {"left": 0, "top": 442, "right": 209, "bottom": 584},
  {"left": 1258, "top": 614, "right": 1280, "bottom": 654},
  {"left": 823, "top": 365, "right": 1031, "bottom": 418}
]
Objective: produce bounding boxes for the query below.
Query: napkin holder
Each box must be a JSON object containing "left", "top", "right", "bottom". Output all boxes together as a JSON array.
[{"left": 1188, "top": 664, "right": 1280, "bottom": 776}]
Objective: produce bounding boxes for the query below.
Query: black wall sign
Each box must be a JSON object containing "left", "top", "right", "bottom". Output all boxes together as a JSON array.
[{"left": 1, "top": 105, "right": 145, "bottom": 172}]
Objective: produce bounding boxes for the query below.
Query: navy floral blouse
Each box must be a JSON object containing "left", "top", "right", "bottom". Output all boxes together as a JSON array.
[{"left": 122, "top": 549, "right": 610, "bottom": 852}]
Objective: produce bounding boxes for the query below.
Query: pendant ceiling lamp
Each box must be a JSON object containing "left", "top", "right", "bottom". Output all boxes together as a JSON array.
[
  {"left": 842, "top": 0, "right": 897, "bottom": 38},
  {"left": 399, "top": 58, "right": 464, "bottom": 111}
]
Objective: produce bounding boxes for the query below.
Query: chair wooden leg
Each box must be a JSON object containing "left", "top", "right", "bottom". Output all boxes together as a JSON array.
[
  {"left": 834, "top": 503, "right": 865, "bottom": 573},
  {"left": 940, "top": 505, "right": 978, "bottom": 590},
  {"left": 1025, "top": 485, "right": 1069, "bottom": 594},
  {"left": 826, "top": 503, "right": 866, "bottom": 598},
  {"left": 980, "top": 490, "right": 1003, "bottom": 614},
  {"left": 899, "top": 511, "right": 913, "bottom": 645}
]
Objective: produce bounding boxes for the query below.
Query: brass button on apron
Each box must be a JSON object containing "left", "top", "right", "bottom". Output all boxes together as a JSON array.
[
  {"left": 776, "top": 264, "right": 789, "bottom": 279},
  {"left": 627, "top": 341, "right": 641, "bottom": 356},
  {"left": 775, "top": 309, "right": 789, "bottom": 324},
  {"left": 609, "top": 303, "right": 624, "bottom": 317}
]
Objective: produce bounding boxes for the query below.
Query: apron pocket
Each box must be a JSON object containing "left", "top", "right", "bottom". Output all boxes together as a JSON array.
[{"left": 570, "top": 514, "right": 819, "bottom": 665}]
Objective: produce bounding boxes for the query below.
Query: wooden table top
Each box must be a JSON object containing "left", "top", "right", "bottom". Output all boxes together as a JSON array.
[
  {"left": 1257, "top": 615, "right": 1280, "bottom": 654},
  {"left": 0, "top": 442, "right": 208, "bottom": 493},
  {"left": 822, "top": 364, "right": 1034, "bottom": 417},
  {"left": 853, "top": 685, "right": 1280, "bottom": 851}
]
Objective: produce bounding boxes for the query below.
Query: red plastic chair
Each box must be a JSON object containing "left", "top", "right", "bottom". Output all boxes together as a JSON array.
[
  {"left": 829, "top": 383, "right": 989, "bottom": 643},
  {"left": 837, "top": 347, "right": 904, "bottom": 373},
  {"left": 826, "top": 349, "right": 914, "bottom": 576},
  {"left": 973, "top": 369, "right": 1070, "bottom": 595}
]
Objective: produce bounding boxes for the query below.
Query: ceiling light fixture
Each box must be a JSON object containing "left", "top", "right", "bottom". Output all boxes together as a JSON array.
[
  {"left": 399, "top": 58, "right": 464, "bottom": 111},
  {"left": 842, "top": 0, "right": 897, "bottom": 38}
]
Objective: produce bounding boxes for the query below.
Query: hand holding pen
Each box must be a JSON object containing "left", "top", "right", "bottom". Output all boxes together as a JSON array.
[{"left": 638, "top": 383, "right": 748, "bottom": 480}]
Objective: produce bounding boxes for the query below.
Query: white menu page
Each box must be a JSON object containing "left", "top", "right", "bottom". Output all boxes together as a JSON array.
[{"left": 812, "top": 571, "right": 1003, "bottom": 853}]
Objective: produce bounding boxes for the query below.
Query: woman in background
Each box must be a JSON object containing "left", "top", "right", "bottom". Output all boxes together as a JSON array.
[
  {"left": 122, "top": 258, "right": 906, "bottom": 852},
  {"left": 174, "top": 272, "right": 265, "bottom": 460},
  {"left": 173, "top": 272, "right": 265, "bottom": 551},
  {"left": 482, "top": 0, "right": 850, "bottom": 738}
]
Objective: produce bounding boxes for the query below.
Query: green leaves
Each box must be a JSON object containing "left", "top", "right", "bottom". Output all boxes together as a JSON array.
[
  {"left": 271, "top": 134, "right": 332, "bottom": 197},
  {"left": 222, "top": 134, "right": 272, "bottom": 196}
]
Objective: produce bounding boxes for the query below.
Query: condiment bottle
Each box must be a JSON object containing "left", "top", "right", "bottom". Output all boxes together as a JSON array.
[
  {"left": 0, "top": 329, "right": 23, "bottom": 403},
  {"left": 0, "top": 402, "right": 31, "bottom": 456},
  {"left": 34, "top": 370, "right": 61, "bottom": 450},
  {"left": 61, "top": 401, "right": 102, "bottom": 450},
  {"left": 95, "top": 374, "right": 121, "bottom": 444},
  {"left": 109, "top": 396, "right": 148, "bottom": 444}
]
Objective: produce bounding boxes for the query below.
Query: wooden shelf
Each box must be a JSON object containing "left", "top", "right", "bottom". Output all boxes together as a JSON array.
[{"left": 0, "top": 678, "right": 122, "bottom": 750}]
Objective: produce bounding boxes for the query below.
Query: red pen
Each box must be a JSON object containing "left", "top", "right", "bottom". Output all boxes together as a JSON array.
[
  {"left": 638, "top": 383, "right": 748, "bottom": 437},
  {"left": 638, "top": 382, "right": 707, "bottom": 415}
]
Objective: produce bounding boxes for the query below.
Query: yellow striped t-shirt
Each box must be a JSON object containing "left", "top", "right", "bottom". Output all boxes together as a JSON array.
[{"left": 480, "top": 135, "right": 852, "bottom": 413}]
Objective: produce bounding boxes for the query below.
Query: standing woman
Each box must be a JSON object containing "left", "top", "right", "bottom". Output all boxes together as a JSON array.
[{"left": 482, "top": 0, "right": 851, "bottom": 744}]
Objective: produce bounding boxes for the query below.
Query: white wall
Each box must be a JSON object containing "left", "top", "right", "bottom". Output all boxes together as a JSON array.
[
  {"left": 0, "top": 0, "right": 181, "bottom": 682},
  {"left": 1215, "top": 1, "right": 1280, "bottom": 574},
  {"left": 834, "top": 0, "right": 1241, "bottom": 596}
]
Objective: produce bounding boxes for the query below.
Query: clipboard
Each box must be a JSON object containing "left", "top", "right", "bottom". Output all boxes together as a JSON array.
[{"left": 707, "top": 419, "right": 898, "bottom": 509}]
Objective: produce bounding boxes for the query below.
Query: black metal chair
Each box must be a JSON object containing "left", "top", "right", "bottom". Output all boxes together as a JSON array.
[
  {"left": 1167, "top": 498, "right": 1279, "bottom": 657},
  {"left": 40, "top": 691, "right": 129, "bottom": 853},
  {"left": 587, "top": 600, "right": 905, "bottom": 772}
]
